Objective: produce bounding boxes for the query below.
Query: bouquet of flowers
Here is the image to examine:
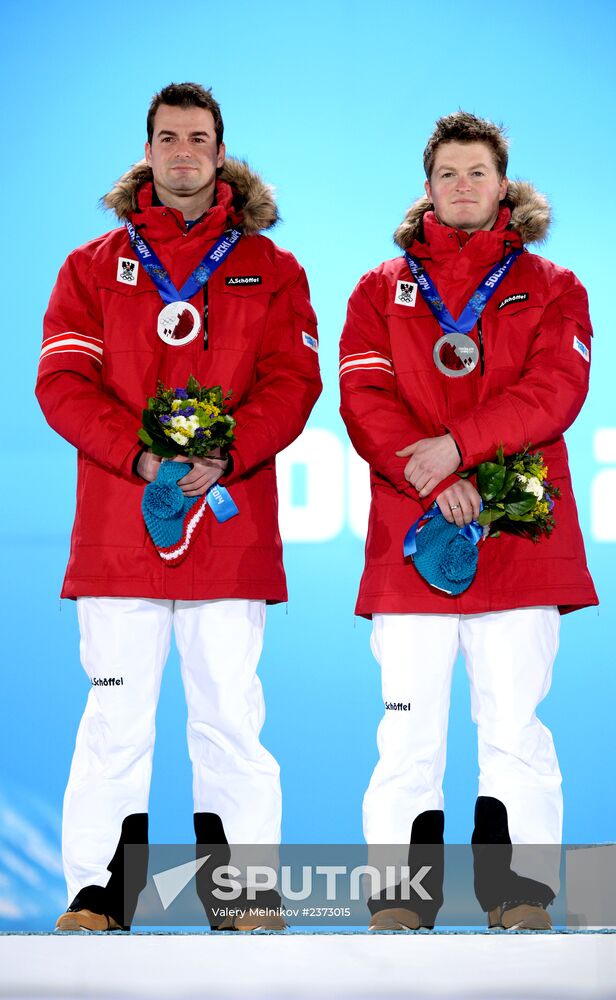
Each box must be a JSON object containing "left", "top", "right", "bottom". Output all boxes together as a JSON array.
[
  {"left": 138, "top": 375, "right": 236, "bottom": 458},
  {"left": 138, "top": 376, "right": 238, "bottom": 566},
  {"left": 464, "top": 445, "right": 560, "bottom": 541},
  {"left": 407, "top": 444, "right": 560, "bottom": 595}
]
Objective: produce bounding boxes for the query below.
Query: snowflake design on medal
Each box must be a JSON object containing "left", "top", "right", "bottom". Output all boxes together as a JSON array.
[{"left": 429, "top": 296, "right": 445, "bottom": 313}]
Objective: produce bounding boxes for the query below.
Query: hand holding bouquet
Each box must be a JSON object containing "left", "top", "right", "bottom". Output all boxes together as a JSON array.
[
  {"left": 408, "top": 444, "right": 560, "bottom": 594},
  {"left": 138, "top": 376, "right": 238, "bottom": 566},
  {"left": 464, "top": 445, "right": 560, "bottom": 541}
]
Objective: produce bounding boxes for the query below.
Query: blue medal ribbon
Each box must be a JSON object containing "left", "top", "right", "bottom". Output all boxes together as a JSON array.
[
  {"left": 404, "top": 249, "right": 522, "bottom": 335},
  {"left": 126, "top": 220, "right": 242, "bottom": 305}
]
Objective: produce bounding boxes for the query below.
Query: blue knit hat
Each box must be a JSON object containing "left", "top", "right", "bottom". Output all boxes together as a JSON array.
[
  {"left": 142, "top": 461, "right": 208, "bottom": 566},
  {"left": 410, "top": 510, "right": 481, "bottom": 595}
]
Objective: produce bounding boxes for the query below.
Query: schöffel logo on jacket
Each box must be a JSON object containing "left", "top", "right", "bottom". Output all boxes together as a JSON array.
[
  {"left": 92, "top": 677, "right": 124, "bottom": 687},
  {"left": 385, "top": 701, "right": 411, "bottom": 711},
  {"left": 225, "top": 276, "right": 262, "bottom": 286},
  {"left": 498, "top": 293, "right": 529, "bottom": 310}
]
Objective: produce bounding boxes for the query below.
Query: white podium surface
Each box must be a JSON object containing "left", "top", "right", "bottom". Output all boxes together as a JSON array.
[{"left": 1, "top": 932, "right": 614, "bottom": 1000}]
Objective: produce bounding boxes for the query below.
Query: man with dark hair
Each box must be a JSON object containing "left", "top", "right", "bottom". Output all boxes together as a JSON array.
[
  {"left": 340, "top": 111, "right": 597, "bottom": 930},
  {"left": 38, "top": 82, "right": 321, "bottom": 932},
  {"left": 146, "top": 82, "right": 224, "bottom": 147}
]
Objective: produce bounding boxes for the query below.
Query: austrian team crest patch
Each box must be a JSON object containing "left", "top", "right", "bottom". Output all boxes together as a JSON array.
[
  {"left": 117, "top": 258, "right": 139, "bottom": 285},
  {"left": 395, "top": 280, "right": 418, "bottom": 307}
]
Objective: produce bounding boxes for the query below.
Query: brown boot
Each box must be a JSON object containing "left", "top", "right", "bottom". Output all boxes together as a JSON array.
[
  {"left": 55, "top": 908, "right": 123, "bottom": 932},
  {"left": 488, "top": 902, "right": 552, "bottom": 930},
  {"left": 368, "top": 907, "right": 422, "bottom": 931},
  {"left": 217, "top": 909, "right": 287, "bottom": 931}
]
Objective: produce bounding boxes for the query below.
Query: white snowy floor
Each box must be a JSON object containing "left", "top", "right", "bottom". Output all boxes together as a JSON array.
[{"left": 1, "top": 932, "right": 615, "bottom": 1000}]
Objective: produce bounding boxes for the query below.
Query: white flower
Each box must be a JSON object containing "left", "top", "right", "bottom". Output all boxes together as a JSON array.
[
  {"left": 517, "top": 473, "right": 543, "bottom": 499},
  {"left": 170, "top": 432, "right": 188, "bottom": 446},
  {"left": 170, "top": 415, "right": 199, "bottom": 436}
]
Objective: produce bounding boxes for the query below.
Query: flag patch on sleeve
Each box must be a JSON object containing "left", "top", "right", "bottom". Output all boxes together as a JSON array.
[
  {"left": 302, "top": 332, "right": 318, "bottom": 352},
  {"left": 572, "top": 335, "right": 590, "bottom": 362}
]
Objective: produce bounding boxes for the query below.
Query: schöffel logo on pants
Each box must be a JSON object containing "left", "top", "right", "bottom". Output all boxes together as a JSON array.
[
  {"left": 92, "top": 677, "right": 124, "bottom": 686},
  {"left": 385, "top": 701, "right": 411, "bottom": 711}
]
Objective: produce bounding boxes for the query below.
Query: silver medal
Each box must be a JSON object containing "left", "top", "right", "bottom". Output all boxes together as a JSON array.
[
  {"left": 157, "top": 301, "right": 201, "bottom": 346},
  {"left": 433, "top": 333, "right": 479, "bottom": 377}
]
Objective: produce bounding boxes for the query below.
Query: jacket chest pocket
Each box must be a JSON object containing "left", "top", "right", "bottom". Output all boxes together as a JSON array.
[
  {"left": 386, "top": 303, "right": 440, "bottom": 375},
  {"left": 96, "top": 274, "right": 162, "bottom": 355},
  {"left": 481, "top": 299, "right": 543, "bottom": 373},
  {"left": 209, "top": 282, "right": 272, "bottom": 353},
  {"left": 95, "top": 274, "right": 162, "bottom": 404}
]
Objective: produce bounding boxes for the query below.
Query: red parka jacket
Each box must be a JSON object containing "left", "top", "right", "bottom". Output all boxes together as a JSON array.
[
  {"left": 37, "top": 159, "right": 321, "bottom": 600},
  {"left": 340, "top": 182, "right": 598, "bottom": 617}
]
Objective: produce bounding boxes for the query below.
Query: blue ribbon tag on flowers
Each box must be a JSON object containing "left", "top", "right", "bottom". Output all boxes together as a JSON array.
[{"left": 206, "top": 484, "right": 238, "bottom": 522}]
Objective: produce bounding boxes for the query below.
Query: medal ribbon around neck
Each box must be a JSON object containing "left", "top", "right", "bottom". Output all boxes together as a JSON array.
[
  {"left": 126, "top": 220, "right": 242, "bottom": 304},
  {"left": 126, "top": 221, "right": 242, "bottom": 346},
  {"left": 404, "top": 247, "right": 522, "bottom": 377},
  {"left": 404, "top": 248, "right": 522, "bottom": 334}
]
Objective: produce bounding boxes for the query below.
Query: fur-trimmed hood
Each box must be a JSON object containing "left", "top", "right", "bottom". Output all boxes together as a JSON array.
[
  {"left": 394, "top": 180, "right": 551, "bottom": 250},
  {"left": 102, "top": 157, "right": 278, "bottom": 235}
]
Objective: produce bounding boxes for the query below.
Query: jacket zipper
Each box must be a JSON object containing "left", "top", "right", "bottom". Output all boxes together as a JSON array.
[
  {"left": 160, "top": 211, "right": 209, "bottom": 348},
  {"left": 477, "top": 316, "right": 485, "bottom": 375}
]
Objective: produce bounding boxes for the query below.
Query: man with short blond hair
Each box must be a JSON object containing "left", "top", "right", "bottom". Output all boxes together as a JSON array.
[{"left": 340, "top": 111, "right": 597, "bottom": 931}]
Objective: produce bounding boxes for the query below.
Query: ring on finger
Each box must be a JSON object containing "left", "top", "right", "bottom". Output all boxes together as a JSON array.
[{"left": 450, "top": 504, "right": 461, "bottom": 511}]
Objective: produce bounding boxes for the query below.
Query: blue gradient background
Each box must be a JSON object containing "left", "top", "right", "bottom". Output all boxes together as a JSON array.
[{"left": 1, "top": 0, "right": 614, "bottom": 929}]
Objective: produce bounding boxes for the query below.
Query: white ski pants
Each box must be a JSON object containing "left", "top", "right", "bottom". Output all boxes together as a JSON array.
[
  {"left": 63, "top": 597, "right": 281, "bottom": 903},
  {"left": 363, "top": 607, "right": 562, "bottom": 889}
]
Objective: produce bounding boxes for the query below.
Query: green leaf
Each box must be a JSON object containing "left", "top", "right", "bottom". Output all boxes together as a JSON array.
[
  {"left": 186, "top": 374, "right": 201, "bottom": 397},
  {"left": 137, "top": 428, "right": 153, "bottom": 447},
  {"left": 150, "top": 439, "right": 179, "bottom": 458},
  {"left": 495, "top": 469, "right": 519, "bottom": 501},
  {"left": 477, "top": 462, "right": 506, "bottom": 500},
  {"left": 504, "top": 495, "right": 537, "bottom": 517},
  {"left": 142, "top": 408, "right": 167, "bottom": 444},
  {"left": 496, "top": 443, "right": 505, "bottom": 466},
  {"left": 478, "top": 507, "right": 506, "bottom": 525}
]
